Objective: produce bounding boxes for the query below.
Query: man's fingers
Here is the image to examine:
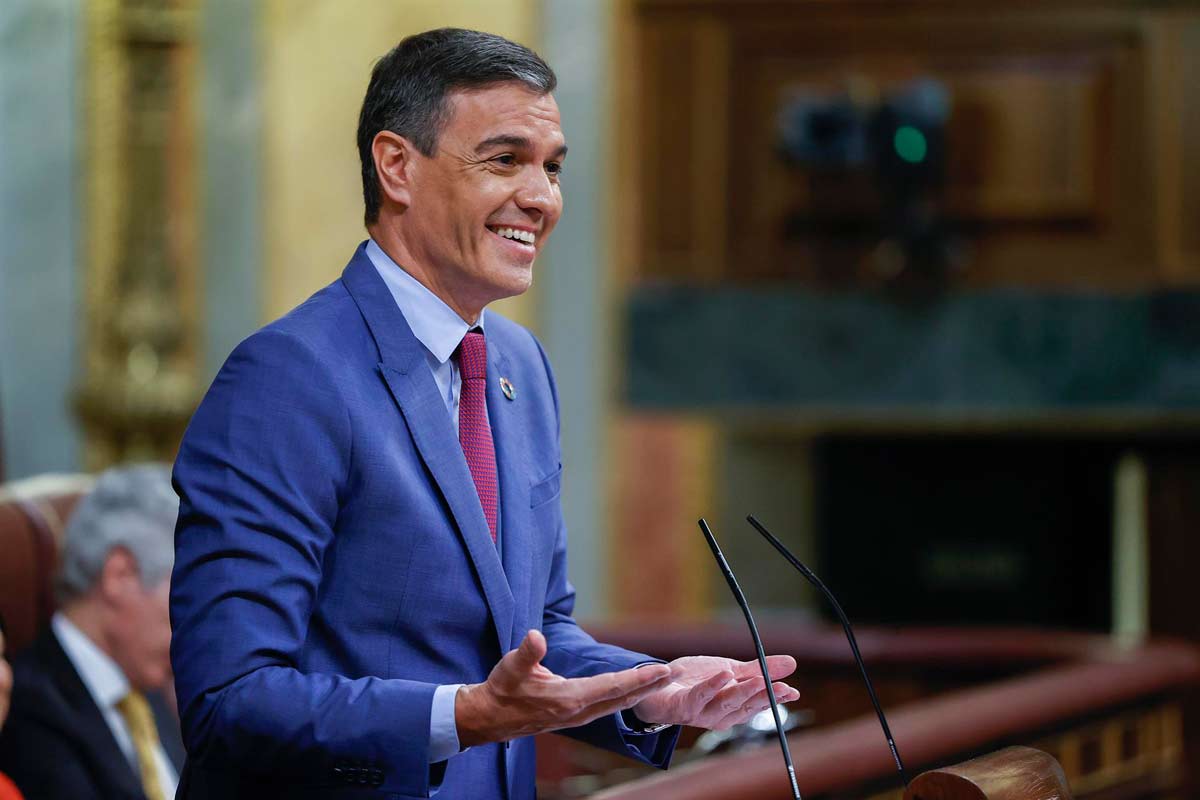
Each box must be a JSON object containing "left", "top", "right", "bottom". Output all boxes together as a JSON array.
[
  {"left": 576, "top": 663, "right": 670, "bottom": 706},
  {"left": 767, "top": 681, "right": 800, "bottom": 704},
  {"left": 703, "top": 669, "right": 734, "bottom": 692},
  {"left": 563, "top": 676, "right": 672, "bottom": 730},
  {"left": 702, "top": 677, "right": 798, "bottom": 727},
  {"left": 510, "top": 629, "right": 548, "bottom": 672},
  {"left": 712, "top": 673, "right": 770, "bottom": 713},
  {"left": 765, "top": 655, "right": 797, "bottom": 680},
  {"left": 732, "top": 655, "right": 797, "bottom": 681},
  {"left": 710, "top": 686, "right": 787, "bottom": 729},
  {"left": 690, "top": 669, "right": 733, "bottom": 704},
  {"left": 741, "top": 680, "right": 798, "bottom": 706},
  {"left": 710, "top": 682, "right": 798, "bottom": 730}
]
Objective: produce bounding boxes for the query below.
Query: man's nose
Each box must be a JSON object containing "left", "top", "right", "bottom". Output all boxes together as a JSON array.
[{"left": 514, "top": 166, "right": 559, "bottom": 219}]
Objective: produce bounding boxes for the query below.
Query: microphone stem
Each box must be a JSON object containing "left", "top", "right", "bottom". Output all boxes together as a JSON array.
[
  {"left": 830, "top": 587, "right": 909, "bottom": 786},
  {"left": 747, "top": 515, "right": 910, "bottom": 788},
  {"left": 699, "top": 519, "right": 803, "bottom": 800}
]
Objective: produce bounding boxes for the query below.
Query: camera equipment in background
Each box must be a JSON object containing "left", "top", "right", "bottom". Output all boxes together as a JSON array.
[{"left": 777, "top": 78, "right": 965, "bottom": 290}]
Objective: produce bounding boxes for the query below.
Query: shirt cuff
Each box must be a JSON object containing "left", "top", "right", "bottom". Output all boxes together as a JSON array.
[
  {"left": 617, "top": 708, "right": 673, "bottom": 735},
  {"left": 429, "top": 684, "right": 466, "bottom": 763}
]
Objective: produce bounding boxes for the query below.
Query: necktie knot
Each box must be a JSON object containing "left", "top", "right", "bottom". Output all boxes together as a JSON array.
[{"left": 456, "top": 330, "right": 487, "bottom": 381}]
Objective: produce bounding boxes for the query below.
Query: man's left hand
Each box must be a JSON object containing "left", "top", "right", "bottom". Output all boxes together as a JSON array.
[{"left": 631, "top": 655, "right": 800, "bottom": 730}]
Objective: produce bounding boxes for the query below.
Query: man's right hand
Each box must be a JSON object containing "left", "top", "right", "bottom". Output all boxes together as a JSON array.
[{"left": 455, "top": 629, "right": 672, "bottom": 747}]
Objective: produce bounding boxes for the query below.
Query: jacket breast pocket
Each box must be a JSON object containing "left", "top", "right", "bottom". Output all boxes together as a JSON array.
[{"left": 529, "top": 464, "right": 562, "bottom": 508}]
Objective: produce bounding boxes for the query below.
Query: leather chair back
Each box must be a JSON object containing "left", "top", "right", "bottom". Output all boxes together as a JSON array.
[{"left": 0, "top": 476, "right": 92, "bottom": 654}]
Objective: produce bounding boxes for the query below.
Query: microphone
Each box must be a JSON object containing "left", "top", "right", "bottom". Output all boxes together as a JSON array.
[
  {"left": 698, "top": 518, "right": 803, "bottom": 800},
  {"left": 746, "top": 514, "right": 910, "bottom": 788}
]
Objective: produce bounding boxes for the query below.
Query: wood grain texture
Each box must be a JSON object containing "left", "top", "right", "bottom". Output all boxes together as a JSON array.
[{"left": 905, "top": 747, "right": 1073, "bottom": 800}]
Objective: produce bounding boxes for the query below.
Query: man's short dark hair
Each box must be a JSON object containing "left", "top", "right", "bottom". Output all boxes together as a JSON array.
[{"left": 356, "top": 28, "right": 557, "bottom": 226}]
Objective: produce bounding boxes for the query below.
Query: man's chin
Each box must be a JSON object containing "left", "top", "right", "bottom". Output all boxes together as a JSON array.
[{"left": 491, "top": 263, "right": 536, "bottom": 299}]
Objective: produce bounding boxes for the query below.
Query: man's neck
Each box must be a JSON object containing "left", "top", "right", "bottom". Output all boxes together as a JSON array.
[{"left": 366, "top": 224, "right": 483, "bottom": 325}]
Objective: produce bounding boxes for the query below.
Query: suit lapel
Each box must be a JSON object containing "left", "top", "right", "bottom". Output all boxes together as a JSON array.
[
  {"left": 37, "top": 630, "right": 144, "bottom": 799},
  {"left": 489, "top": 340, "right": 534, "bottom": 651},
  {"left": 342, "top": 245, "right": 514, "bottom": 653}
]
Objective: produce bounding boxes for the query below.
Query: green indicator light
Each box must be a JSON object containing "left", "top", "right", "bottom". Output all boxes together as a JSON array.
[{"left": 893, "top": 125, "right": 927, "bottom": 164}]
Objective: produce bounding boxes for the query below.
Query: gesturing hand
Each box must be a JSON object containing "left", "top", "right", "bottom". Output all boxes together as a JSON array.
[
  {"left": 631, "top": 655, "right": 800, "bottom": 730},
  {"left": 455, "top": 629, "right": 672, "bottom": 747}
]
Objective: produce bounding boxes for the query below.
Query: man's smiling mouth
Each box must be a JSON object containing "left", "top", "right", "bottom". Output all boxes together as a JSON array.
[{"left": 487, "top": 225, "right": 536, "bottom": 246}]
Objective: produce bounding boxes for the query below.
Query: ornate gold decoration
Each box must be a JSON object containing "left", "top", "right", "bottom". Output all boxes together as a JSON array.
[{"left": 74, "top": 0, "right": 200, "bottom": 469}]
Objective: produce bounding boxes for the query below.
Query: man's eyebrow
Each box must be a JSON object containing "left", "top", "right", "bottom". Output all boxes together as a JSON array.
[{"left": 475, "top": 134, "right": 568, "bottom": 159}]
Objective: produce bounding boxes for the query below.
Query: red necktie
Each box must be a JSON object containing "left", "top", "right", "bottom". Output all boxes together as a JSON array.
[{"left": 456, "top": 331, "right": 498, "bottom": 542}]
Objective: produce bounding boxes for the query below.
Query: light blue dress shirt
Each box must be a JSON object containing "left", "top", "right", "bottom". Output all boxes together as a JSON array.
[{"left": 366, "top": 238, "right": 485, "bottom": 764}]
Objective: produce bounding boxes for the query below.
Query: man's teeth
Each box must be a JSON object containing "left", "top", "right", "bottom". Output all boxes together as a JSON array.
[{"left": 493, "top": 227, "right": 535, "bottom": 245}]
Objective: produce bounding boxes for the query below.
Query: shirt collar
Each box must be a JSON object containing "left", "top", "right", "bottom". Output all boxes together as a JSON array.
[
  {"left": 51, "top": 611, "right": 130, "bottom": 709},
  {"left": 365, "top": 238, "right": 484, "bottom": 364}
]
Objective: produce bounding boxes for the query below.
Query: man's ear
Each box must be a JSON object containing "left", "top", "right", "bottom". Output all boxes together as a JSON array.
[
  {"left": 373, "top": 131, "right": 417, "bottom": 209},
  {"left": 97, "top": 547, "right": 140, "bottom": 604}
]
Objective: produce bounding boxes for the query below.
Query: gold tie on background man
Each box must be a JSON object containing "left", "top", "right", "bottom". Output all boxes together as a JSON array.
[{"left": 116, "top": 691, "right": 166, "bottom": 800}]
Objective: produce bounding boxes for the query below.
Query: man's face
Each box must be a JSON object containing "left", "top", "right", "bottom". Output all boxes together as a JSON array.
[
  {"left": 398, "top": 82, "right": 565, "bottom": 316},
  {"left": 108, "top": 569, "right": 172, "bottom": 692}
]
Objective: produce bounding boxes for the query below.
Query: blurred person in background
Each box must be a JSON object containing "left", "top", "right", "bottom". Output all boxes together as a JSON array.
[
  {"left": 0, "top": 615, "right": 24, "bottom": 800},
  {"left": 0, "top": 464, "right": 185, "bottom": 800}
]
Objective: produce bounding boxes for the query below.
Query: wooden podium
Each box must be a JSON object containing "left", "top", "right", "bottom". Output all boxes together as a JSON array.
[
  {"left": 905, "top": 747, "right": 1072, "bottom": 800},
  {"left": 580, "top": 625, "right": 1198, "bottom": 800}
]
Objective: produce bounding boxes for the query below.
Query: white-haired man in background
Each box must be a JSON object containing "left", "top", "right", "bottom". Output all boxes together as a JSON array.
[{"left": 0, "top": 464, "right": 185, "bottom": 800}]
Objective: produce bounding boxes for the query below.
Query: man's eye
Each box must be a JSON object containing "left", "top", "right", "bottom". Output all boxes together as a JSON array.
[
  {"left": 545, "top": 162, "right": 563, "bottom": 177},
  {"left": 493, "top": 154, "right": 517, "bottom": 166}
]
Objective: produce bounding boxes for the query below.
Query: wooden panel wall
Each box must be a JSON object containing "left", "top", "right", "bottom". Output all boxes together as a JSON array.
[
  {"left": 611, "top": 415, "right": 717, "bottom": 618},
  {"left": 628, "top": 1, "right": 1200, "bottom": 289}
]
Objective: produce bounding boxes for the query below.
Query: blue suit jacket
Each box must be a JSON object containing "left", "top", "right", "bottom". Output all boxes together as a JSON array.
[{"left": 169, "top": 245, "right": 678, "bottom": 799}]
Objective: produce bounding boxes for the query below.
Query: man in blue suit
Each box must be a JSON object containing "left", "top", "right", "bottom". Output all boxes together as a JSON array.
[{"left": 169, "top": 28, "right": 798, "bottom": 799}]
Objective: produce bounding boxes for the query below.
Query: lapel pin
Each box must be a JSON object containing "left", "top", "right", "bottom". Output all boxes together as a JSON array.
[{"left": 499, "top": 377, "right": 516, "bottom": 401}]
